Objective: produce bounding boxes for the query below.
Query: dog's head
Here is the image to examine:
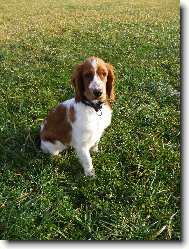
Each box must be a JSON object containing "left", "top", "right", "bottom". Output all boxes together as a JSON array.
[{"left": 71, "top": 57, "right": 115, "bottom": 102}]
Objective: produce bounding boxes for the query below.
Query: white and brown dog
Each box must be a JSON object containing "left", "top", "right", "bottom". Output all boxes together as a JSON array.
[{"left": 40, "top": 57, "right": 115, "bottom": 177}]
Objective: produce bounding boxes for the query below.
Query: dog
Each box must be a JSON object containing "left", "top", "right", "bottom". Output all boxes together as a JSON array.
[{"left": 40, "top": 56, "right": 115, "bottom": 177}]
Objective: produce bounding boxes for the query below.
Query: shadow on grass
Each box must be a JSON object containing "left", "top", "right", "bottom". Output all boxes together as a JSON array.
[{"left": 0, "top": 123, "right": 82, "bottom": 173}]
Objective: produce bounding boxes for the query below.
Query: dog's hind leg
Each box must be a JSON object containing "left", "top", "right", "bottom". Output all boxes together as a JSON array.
[{"left": 40, "top": 140, "right": 67, "bottom": 156}]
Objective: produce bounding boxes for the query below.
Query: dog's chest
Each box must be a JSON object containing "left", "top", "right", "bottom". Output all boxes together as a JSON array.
[{"left": 71, "top": 104, "right": 112, "bottom": 146}]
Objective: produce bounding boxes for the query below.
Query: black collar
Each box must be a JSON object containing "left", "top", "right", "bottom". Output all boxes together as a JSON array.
[{"left": 81, "top": 95, "right": 104, "bottom": 114}]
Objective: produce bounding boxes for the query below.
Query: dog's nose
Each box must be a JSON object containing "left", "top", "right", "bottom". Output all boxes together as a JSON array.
[{"left": 93, "top": 90, "right": 103, "bottom": 97}]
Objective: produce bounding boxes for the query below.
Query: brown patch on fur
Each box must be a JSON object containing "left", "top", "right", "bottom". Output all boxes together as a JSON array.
[
  {"left": 40, "top": 104, "right": 75, "bottom": 145},
  {"left": 106, "top": 63, "right": 115, "bottom": 100},
  {"left": 68, "top": 105, "right": 76, "bottom": 123},
  {"left": 71, "top": 64, "right": 84, "bottom": 102}
]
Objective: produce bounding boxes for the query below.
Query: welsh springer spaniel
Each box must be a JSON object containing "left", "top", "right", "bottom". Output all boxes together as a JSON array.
[{"left": 40, "top": 57, "right": 115, "bottom": 177}]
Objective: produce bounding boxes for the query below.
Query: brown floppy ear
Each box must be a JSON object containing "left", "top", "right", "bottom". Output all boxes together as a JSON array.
[
  {"left": 71, "top": 64, "right": 84, "bottom": 102},
  {"left": 106, "top": 63, "right": 115, "bottom": 100}
]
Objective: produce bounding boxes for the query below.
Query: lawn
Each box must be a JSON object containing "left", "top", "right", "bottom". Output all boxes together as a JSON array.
[{"left": 0, "top": 0, "right": 180, "bottom": 240}]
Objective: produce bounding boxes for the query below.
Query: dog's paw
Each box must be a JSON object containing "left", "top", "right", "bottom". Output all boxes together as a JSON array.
[
  {"left": 91, "top": 148, "right": 99, "bottom": 155},
  {"left": 92, "top": 147, "right": 99, "bottom": 153},
  {"left": 91, "top": 145, "right": 100, "bottom": 154},
  {"left": 84, "top": 168, "right": 96, "bottom": 178}
]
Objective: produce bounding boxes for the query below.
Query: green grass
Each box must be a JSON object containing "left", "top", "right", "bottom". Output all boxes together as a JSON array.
[{"left": 0, "top": 0, "right": 180, "bottom": 240}]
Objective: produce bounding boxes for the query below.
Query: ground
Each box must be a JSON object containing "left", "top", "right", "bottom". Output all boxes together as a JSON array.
[{"left": 0, "top": 0, "right": 180, "bottom": 240}]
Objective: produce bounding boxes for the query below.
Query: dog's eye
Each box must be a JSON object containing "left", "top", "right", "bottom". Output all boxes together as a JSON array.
[
  {"left": 102, "top": 72, "right": 107, "bottom": 77},
  {"left": 84, "top": 73, "right": 91, "bottom": 79}
]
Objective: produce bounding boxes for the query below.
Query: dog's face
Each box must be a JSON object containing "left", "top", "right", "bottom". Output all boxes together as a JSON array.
[{"left": 72, "top": 57, "right": 115, "bottom": 102}]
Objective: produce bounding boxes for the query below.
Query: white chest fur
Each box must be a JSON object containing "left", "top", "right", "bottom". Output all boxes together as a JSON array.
[{"left": 71, "top": 101, "right": 112, "bottom": 149}]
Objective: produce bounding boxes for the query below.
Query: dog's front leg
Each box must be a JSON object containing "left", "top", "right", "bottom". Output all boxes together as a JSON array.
[{"left": 75, "top": 147, "right": 96, "bottom": 177}]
